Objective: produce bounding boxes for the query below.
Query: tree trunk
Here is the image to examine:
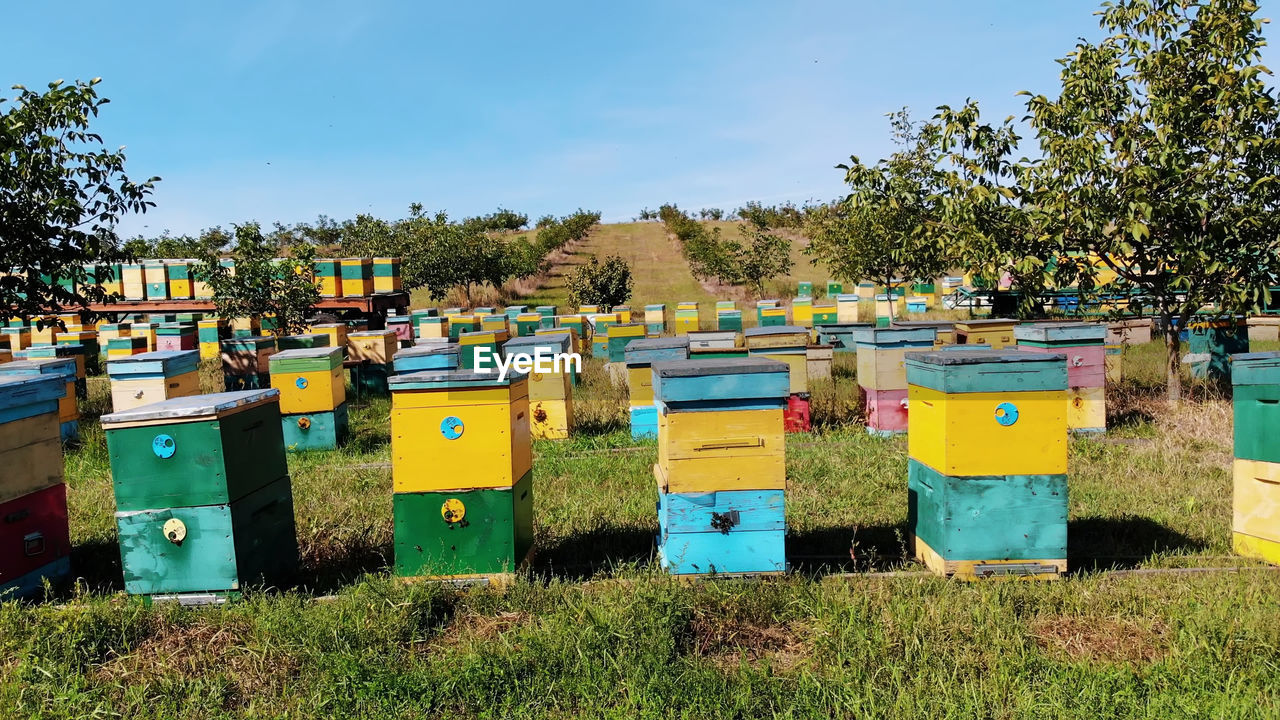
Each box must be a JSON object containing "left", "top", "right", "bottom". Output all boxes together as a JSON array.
[{"left": 1163, "top": 311, "right": 1182, "bottom": 404}]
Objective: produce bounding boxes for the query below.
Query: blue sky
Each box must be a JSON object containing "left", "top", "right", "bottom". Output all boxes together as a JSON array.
[{"left": 2, "top": 1, "right": 1171, "bottom": 236}]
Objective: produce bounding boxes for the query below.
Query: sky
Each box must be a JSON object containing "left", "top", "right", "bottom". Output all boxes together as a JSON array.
[{"left": 4, "top": 0, "right": 1257, "bottom": 237}]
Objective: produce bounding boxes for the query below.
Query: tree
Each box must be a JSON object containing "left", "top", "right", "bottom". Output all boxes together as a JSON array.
[
  {"left": 717, "top": 225, "right": 793, "bottom": 296},
  {"left": 565, "top": 254, "right": 633, "bottom": 309},
  {"left": 196, "top": 223, "right": 320, "bottom": 335},
  {"left": 0, "top": 79, "right": 158, "bottom": 322},
  {"left": 947, "top": 0, "right": 1280, "bottom": 401},
  {"left": 806, "top": 110, "right": 953, "bottom": 319}
]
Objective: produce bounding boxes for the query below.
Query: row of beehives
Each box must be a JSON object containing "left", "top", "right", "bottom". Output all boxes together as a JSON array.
[{"left": 1, "top": 256, "right": 403, "bottom": 302}]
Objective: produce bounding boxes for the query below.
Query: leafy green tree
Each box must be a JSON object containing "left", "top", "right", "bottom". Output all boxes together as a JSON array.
[
  {"left": 565, "top": 254, "right": 633, "bottom": 309},
  {"left": 717, "top": 226, "right": 793, "bottom": 297},
  {"left": 806, "top": 110, "right": 953, "bottom": 318},
  {"left": 197, "top": 223, "right": 320, "bottom": 335},
  {"left": 0, "top": 79, "right": 158, "bottom": 322}
]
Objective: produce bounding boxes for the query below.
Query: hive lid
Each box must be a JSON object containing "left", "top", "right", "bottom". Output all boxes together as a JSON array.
[
  {"left": 310, "top": 323, "right": 345, "bottom": 330},
  {"left": 625, "top": 337, "right": 690, "bottom": 353},
  {"left": 0, "top": 374, "right": 66, "bottom": 410},
  {"left": 956, "top": 318, "right": 1018, "bottom": 328},
  {"left": 397, "top": 343, "right": 461, "bottom": 357},
  {"left": 743, "top": 325, "right": 807, "bottom": 337},
  {"left": 269, "top": 346, "right": 345, "bottom": 372},
  {"left": 625, "top": 337, "right": 691, "bottom": 366},
  {"left": 106, "top": 350, "right": 200, "bottom": 376},
  {"left": 503, "top": 334, "right": 570, "bottom": 353},
  {"left": 1013, "top": 323, "right": 1106, "bottom": 344},
  {"left": 349, "top": 329, "right": 396, "bottom": 338},
  {"left": 389, "top": 368, "right": 527, "bottom": 389},
  {"left": 890, "top": 320, "right": 956, "bottom": 330},
  {"left": 908, "top": 349, "right": 1065, "bottom": 366},
  {"left": 644, "top": 304, "right": 665, "bottom": 310},
  {"left": 0, "top": 358, "right": 78, "bottom": 377},
  {"left": 853, "top": 327, "right": 938, "bottom": 345},
  {"left": 817, "top": 322, "right": 873, "bottom": 333},
  {"left": 1231, "top": 351, "right": 1280, "bottom": 386},
  {"left": 905, "top": 349, "right": 1068, "bottom": 393},
  {"left": 652, "top": 357, "right": 788, "bottom": 378},
  {"left": 101, "top": 389, "right": 280, "bottom": 425}
]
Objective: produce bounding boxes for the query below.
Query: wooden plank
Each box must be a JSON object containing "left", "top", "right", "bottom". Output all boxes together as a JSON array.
[
  {"left": 658, "top": 488, "right": 785, "bottom": 534},
  {"left": 391, "top": 396, "right": 531, "bottom": 492},
  {"left": 393, "top": 474, "right": 533, "bottom": 578},
  {"left": 657, "top": 528, "right": 786, "bottom": 575},
  {"left": 907, "top": 385, "right": 1068, "bottom": 476},
  {"left": 0, "top": 413, "right": 64, "bottom": 503}
]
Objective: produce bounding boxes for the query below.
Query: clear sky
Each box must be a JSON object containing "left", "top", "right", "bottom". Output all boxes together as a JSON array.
[{"left": 3, "top": 1, "right": 1239, "bottom": 236}]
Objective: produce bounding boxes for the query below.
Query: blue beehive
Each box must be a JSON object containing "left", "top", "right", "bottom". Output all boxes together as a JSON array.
[
  {"left": 623, "top": 337, "right": 690, "bottom": 438},
  {"left": 0, "top": 358, "right": 80, "bottom": 442},
  {"left": 393, "top": 344, "right": 461, "bottom": 375}
]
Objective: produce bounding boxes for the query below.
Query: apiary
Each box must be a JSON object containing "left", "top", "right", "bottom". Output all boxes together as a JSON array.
[
  {"left": 674, "top": 302, "right": 700, "bottom": 335},
  {"left": 625, "top": 337, "right": 690, "bottom": 438},
  {"left": 29, "top": 319, "right": 59, "bottom": 347},
  {"left": 1188, "top": 316, "right": 1249, "bottom": 382},
  {"left": 103, "top": 390, "right": 296, "bottom": 601},
  {"left": 855, "top": 326, "right": 938, "bottom": 436},
  {"left": 0, "top": 374, "right": 71, "bottom": 598},
  {"left": 389, "top": 369, "right": 533, "bottom": 578},
  {"left": 19, "top": 344, "right": 88, "bottom": 396},
  {"left": 537, "top": 326, "right": 581, "bottom": 360},
  {"left": 504, "top": 334, "right": 574, "bottom": 439},
  {"left": 651, "top": 358, "right": 790, "bottom": 575},
  {"left": 56, "top": 331, "right": 100, "bottom": 372},
  {"left": 906, "top": 349, "right": 1069, "bottom": 580},
  {"left": 166, "top": 261, "right": 192, "bottom": 299},
  {"left": 1232, "top": 352, "right": 1280, "bottom": 565},
  {"left": 340, "top": 258, "right": 373, "bottom": 297},
  {"left": 644, "top": 304, "right": 666, "bottom": 336},
  {"left": 588, "top": 314, "right": 619, "bottom": 356},
  {"left": 836, "top": 294, "right": 860, "bottom": 323},
  {"left": 373, "top": 257, "right": 402, "bottom": 292},
  {"left": 605, "top": 323, "right": 648, "bottom": 363},
  {"left": 106, "top": 335, "right": 148, "bottom": 359},
  {"left": 106, "top": 350, "right": 201, "bottom": 412},
  {"left": 479, "top": 314, "right": 509, "bottom": 334},
  {"left": 143, "top": 262, "right": 168, "bottom": 300},
  {"left": 1015, "top": 323, "right": 1107, "bottom": 433},
  {"left": 229, "top": 317, "right": 260, "bottom": 339},
  {"left": 0, "top": 359, "right": 79, "bottom": 442},
  {"left": 457, "top": 330, "right": 502, "bottom": 372},
  {"left": 270, "top": 347, "right": 348, "bottom": 451},
  {"left": 955, "top": 319, "right": 1018, "bottom": 349},
  {"left": 155, "top": 322, "right": 197, "bottom": 352},
  {"left": 311, "top": 259, "right": 339, "bottom": 297},
  {"left": 348, "top": 329, "right": 398, "bottom": 394},
  {"left": 221, "top": 336, "right": 277, "bottom": 391}
]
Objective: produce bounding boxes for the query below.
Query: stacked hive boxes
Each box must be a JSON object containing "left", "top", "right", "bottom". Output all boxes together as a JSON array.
[
  {"left": 448, "top": 315, "right": 480, "bottom": 339},
  {"left": 744, "top": 326, "right": 809, "bottom": 390},
  {"left": 106, "top": 336, "right": 148, "bottom": 359},
  {"left": 340, "top": 258, "right": 374, "bottom": 297},
  {"left": 103, "top": 390, "right": 298, "bottom": 601},
  {"left": 504, "top": 305, "right": 527, "bottom": 321},
  {"left": 892, "top": 321, "right": 956, "bottom": 349},
  {"left": 1232, "top": 352, "right": 1280, "bottom": 565},
  {"left": 836, "top": 294, "right": 860, "bottom": 323},
  {"left": 98, "top": 323, "right": 132, "bottom": 352},
  {"left": 166, "top": 261, "right": 192, "bottom": 300},
  {"left": 589, "top": 314, "right": 618, "bottom": 356},
  {"left": 348, "top": 329, "right": 399, "bottom": 394},
  {"left": 614, "top": 306, "right": 632, "bottom": 323},
  {"left": 144, "top": 262, "right": 168, "bottom": 300},
  {"left": 514, "top": 313, "right": 542, "bottom": 337},
  {"left": 652, "top": 358, "right": 790, "bottom": 575},
  {"left": 758, "top": 305, "right": 787, "bottom": 327},
  {"left": 57, "top": 330, "right": 100, "bottom": 372},
  {"left": 106, "top": 350, "right": 201, "bottom": 412},
  {"left": 131, "top": 322, "right": 158, "bottom": 352},
  {"left": 394, "top": 344, "right": 460, "bottom": 375},
  {"left": 479, "top": 313, "right": 509, "bottom": 334},
  {"left": 536, "top": 306, "right": 557, "bottom": 329},
  {"left": 688, "top": 331, "right": 738, "bottom": 351},
  {"left": 313, "top": 259, "right": 340, "bottom": 297},
  {"left": 389, "top": 369, "right": 533, "bottom": 578},
  {"left": 624, "top": 337, "right": 689, "bottom": 438},
  {"left": 122, "top": 263, "right": 146, "bottom": 300},
  {"left": 811, "top": 303, "right": 838, "bottom": 328},
  {"left": 1188, "top": 316, "right": 1249, "bottom": 382},
  {"left": 855, "top": 327, "right": 938, "bottom": 436},
  {"left": 605, "top": 323, "right": 647, "bottom": 364},
  {"left": 0, "top": 375, "right": 71, "bottom": 598},
  {"left": 644, "top": 304, "right": 666, "bottom": 336},
  {"left": 19, "top": 345, "right": 88, "bottom": 397},
  {"left": 155, "top": 322, "right": 197, "bottom": 352},
  {"left": 0, "top": 359, "right": 79, "bottom": 442},
  {"left": 955, "top": 319, "right": 1017, "bottom": 349},
  {"left": 372, "top": 257, "right": 402, "bottom": 292},
  {"left": 797, "top": 281, "right": 813, "bottom": 297},
  {"left": 1015, "top": 323, "right": 1107, "bottom": 433},
  {"left": 504, "top": 334, "right": 575, "bottom": 439},
  {"left": 674, "top": 302, "right": 700, "bottom": 334},
  {"left": 270, "top": 347, "right": 348, "bottom": 451},
  {"left": 221, "top": 336, "right": 276, "bottom": 391},
  {"left": 906, "top": 350, "right": 1069, "bottom": 580},
  {"left": 534, "top": 329, "right": 580, "bottom": 384}
]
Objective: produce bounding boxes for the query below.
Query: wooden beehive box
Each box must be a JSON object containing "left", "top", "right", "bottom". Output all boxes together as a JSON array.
[
  {"left": 0, "top": 374, "right": 66, "bottom": 505},
  {"left": 891, "top": 320, "right": 956, "bottom": 348},
  {"left": 504, "top": 335, "right": 575, "bottom": 440},
  {"left": 102, "top": 389, "right": 296, "bottom": 599},
  {"left": 743, "top": 325, "right": 809, "bottom": 351},
  {"left": 373, "top": 257, "right": 402, "bottom": 293},
  {"left": 394, "top": 344, "right": 460, "bottom": 375},
  {"left": 605, "top": 323, "right": 648, "bottom": 362},
  {"left": 854, "top": 327, "right": 938, "bottom": 391},
  {"left": 656, "top": 488, "right": 786, "bottom": 575},
  {"left": 347, "top": 330, "right": 398, "bottom": 365},
  {"left": 624, "top": 337, "right": 691, "bottom": 409},
  {"left": 106, "top": 335, "right": 148, "bottom": 359},
  {"left": 339, "top": 258, "right": 373, "bottom": 297},
  {"left": 106, "top": 350, "right": 201, "bottom": 412},
  {"left": 309, "top": 323, "right": 349, "bottom": 353},
  {"left": 313, "top": 258, "right": 340, "bottom": 297},
  {"left": 268, "top": 347, "right": 346, "bottom": 415},
  {"left": 221, "top": 336, "right": 277, "bottom": 378},
  {"left": 687, "top": 330, "right": 739, "bottom": 351},
  {"left": 954, "top": 319, "right": 1018, "bottom": 349},
  {"left": 1232, "top": 352, "right": 1280, "bottom": 564}
]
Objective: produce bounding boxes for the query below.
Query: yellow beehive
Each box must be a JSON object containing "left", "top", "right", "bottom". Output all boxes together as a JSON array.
[
  {"left": 121, "top": 264, "right": 146, "bottom": 300},
  {"left": 535, "top": 327, "right": 580, "bottom": 357},
  {"left": 341, "top": 258, "right": 374, "bottom": 297},
  {"left": 269, "top": 347, "right": 346, "bottom": 415},
  {"left": 348, "top": 330, "right": 398, "bottom": 365},
  {"left": 655, "top": 408, "right": 786, "bottom": 493},
  {"left": 578, "top": 304, "right": 601, "bottom": 314},
  {"left": 955, "top": 319, "right": 1018, "bottom": 349},
  {"left": 836, "top": 294, "right": 859, "bottom": 323},
  {"left": 372, "top": 257, "right": 402, "bottom": 293},
  {"left": 1068, "top": 386, "right": 1106, "bottom": 431},
  {"left": 419, "top": 317, "right": 450, "bottom": 339},
  {"left": 131, "top": 323, "right": 157, "bottom": 352},
  {"left": 31, "top": 321, "right": 59, "bottom": 347},
  {"left": 166, "top": 261, "right": 192, "bottom": 299},
  {"left": 3, "top": 328, "right": 31, "bottom": 352},
  {"left": 1233, "top": 459, "right": 1280, "bottom": 565},
  {"left": 192, "top": 260, "right": 214, "bottom": 299},
  {"left": 753, "top": 351, "right": 808, "bottom": 394},
  {"left": 614, "top": 306, "right": 632, "bottom": 323},
  {"left": 479, "top": 314, "right": 509, "bottom": 333},
  {"left": 389, "top": 371, "right": 531, "bottom": 492},
  {"left": 310, "top": 323, "right": 349, "bottom": 351},
  {"left": 197, "top": 318, "right": 225, "bottom": 359}
]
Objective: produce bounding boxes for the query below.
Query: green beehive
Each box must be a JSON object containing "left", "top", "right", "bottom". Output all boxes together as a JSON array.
[
  {"left": 1188, "top": 316, "right": 1249, "bottom": 382},
  {"left": 797, "top": 281, "right": 813, "bottom": 298},
  {"left": 102, "top": 389, "right": 296, "bottom": 601},
  {"left": 716, "top": 310, "right": 743, "bottom": 332},
  {"left": 277, "top": 333, "right": 330, "bottom": 350},
  {"left": 536, "top": 306, "right": 557, "bottom": 328},
  {"left": 393, "top": 471, "right": 533, "bottom": 578},
  {"left": 826, "top": 281, "right": 843, "bottom": 296}
]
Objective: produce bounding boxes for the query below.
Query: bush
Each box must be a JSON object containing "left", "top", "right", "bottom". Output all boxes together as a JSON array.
[{"left": 566, "top": 255, "right": 633, "bottom": 309}]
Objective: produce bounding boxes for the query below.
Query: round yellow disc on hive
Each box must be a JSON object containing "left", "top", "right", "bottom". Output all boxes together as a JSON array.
[{"left": 441, "top": 498, "right": 466, "bottom": 524}]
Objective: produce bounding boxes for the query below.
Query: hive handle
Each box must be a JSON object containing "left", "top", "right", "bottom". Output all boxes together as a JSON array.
[{"left": 694, "top": 437, "right": 764, "bottom": 451}]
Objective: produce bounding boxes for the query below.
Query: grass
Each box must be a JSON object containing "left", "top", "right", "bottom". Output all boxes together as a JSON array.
[{"left": 2, "top": 338, "right": 1279, "bottom": 718}]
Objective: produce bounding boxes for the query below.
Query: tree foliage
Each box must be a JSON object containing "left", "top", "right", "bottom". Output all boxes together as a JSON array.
[
  {"left": 0, "top": 79, "right": 158, "bottom": 322},
  {"left": 565, "top": 254, "right": 633, "bottom": 309},
  {"left": 196, "top": 223, "right": 320, "bottom": 335},
  {"left": 660, "top": 204, "right": 793, "bottom": 297}
]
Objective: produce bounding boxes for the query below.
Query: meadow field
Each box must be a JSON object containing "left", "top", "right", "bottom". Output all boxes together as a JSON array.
[{"left": 3, "top": 224, "right": 1279, "bottom": 719}]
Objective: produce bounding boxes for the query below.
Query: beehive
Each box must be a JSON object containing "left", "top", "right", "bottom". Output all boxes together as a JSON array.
[
  {"left": 270, "top": 347, "right": 348, "bottom": 451},
  {"left": 372, "top": 257, "right": 402, "bottom": 292},
  {"left": 514, "top": 313, "right": 542, "bottom": 337},
  {"left": 614, "top": 305, "right": 632, "bottom": 323},
  {"left": 836, "top": 294, "right": 860, "bottom": 323},
  {"left": 797, "top": 281, "right": 813, "bottom": 297},
  {"left": 811, "top": 305, "right": 838, "bottom": 327},
  {"left": 0, "top": 359, "right": 79, "bottom": 442},
  {"left": 277, "top": 333, "right": 330, "bottom": 351},
  {"left": 815, "top": 323, "right": 871, "bottom": 353},
  {"left": 873, "top": 295, "right": 895, "bottom": 327},
  {"left": 589, "top": 314, "right": 620, "bottom": 356},
  {"left": 348, "top": 329, "right": 398, "bottom": 395},
  {"left": 536, "top": 326, "right": 581, "bottom": 359},
  {"left": 121, "top": 263, "right": 146, "bottom": 300},
  {"left": 155, "top": 322, "right": 197, "bottom": 352},
  {"left": 20, "top": 344, "right": 88, "bottom": 396},
  {"left": 744, "top": 326, "right": 810, "bottom": 396},
  {"left": 143, "top": 263, "right": 168, "bottom": 300},
  {"left": 1106, "top": 318, "right": 1152, "bottom": 346},
  {"left": 0, "top": 374, "right": 71, "bottom": 598},
  {"left": 577, "top": 304, "right": 600, "bottom": 314},
  {"left": 623, "top": 337, "right": 689, "bottom": 438},
  {"left": 415, "top": 316, "right": 448, "bottom": 340},
  {"left": 674, "top": 302, "right": 700, "bottom": 335},
  {"left": 29, "top": 319, "right": 59, "bottom": 347},
  {"left": 103, "top": 390, "right": 296, "bottom": 600},
  {"left": 504, "top": 334, "right": 575, "bottom": 439},
  {"left": 905, "top": 296, "right": 928, "bottom": 313},
  {"left": 906, "top": 350, "right": 1069, "bottom": 580},
  {"left": 687, "top": 331, "right": 739, "bottom": 350},
  {"left": 641, "top": 304, "right": 665, "bottom": 336},
  {"left": 535, "top": 306, "right": 557, "bottom": 328},
  {"left": 1015, "top": 323, "right": 1108, "bottom": 433},
  {"left": 605, "top": 323, "right": 647, "bottom": 363},
  {"left": 130, "top": 322, "right": 158, "bottom": 352},
  {"left": 194, "top": 319, "right": 223, "bottom": 359},
  {"left": 106, "top": 350, "right": 201, "bottom": 412},
  {"left": 389, "top": 369, "right": 533, "bottom": 578},
  {"left": 165, "top": 261, "right": 192, "bottom": 299},
  {"left": 2, "top": 327, "right": 31, "bottom": 353},
  {"left": 1247, "top": 317, "right": 1280, "bottom": 343},
  {"left": 457, "top": 330, "right": 502, "bottom": 371},
  {"left": 855, "top": 327, "right": 938, "bottom": 436},
  {"left": 448, "top": 315, "right": 480, "bottom": 339},
  {"left": 221, "top": 336, "right": 277, "bottom": 391},
  {"left": 955, "top": 319, "right": 1018, "bottom": 349},
  {"left": 310, "top": 323, "right": 349, "bottom": 354},
  {"left": 340, "top": 258, "right": 373, "bottom": 297},
  {"left": 792, "top": 297, "right": 813, "bottom": 328},
  {"left": 716, "top": 309, "right": 743, "bottom": 332},
  {"left": 106, "top": 335, "right": 148, "bottom": 359},
  {"left": 1232, "top": 352, "right": 1280, "bottom": 565},
  {"left": 394, "top": 344, "right": 460, "bottom": 375},
  {"left": 806, "top": 345, "right": 833, "bottom": 382},
  {"left": 826, "top": 281, "right": 843, "bottom": 296},
  {"left": 313, "top": 259, "right": 340, "bottom": 297},
  {"left": 1188, "top": 316, "right": 1249, "bottom": 382},
  {"left": 651, "top": 358, "right": 790, "bottom": 575}
]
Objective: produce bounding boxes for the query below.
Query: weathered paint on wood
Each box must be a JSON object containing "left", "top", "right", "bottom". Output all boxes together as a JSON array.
[
  {"left": 658, "top": 488, "right": 785, "bottom": 535},
  {"left": 904, "top": 350, "right": 1068, "bottom": 394},
  {"left": 0, "top": 483, "right": 70, "bottom": 590},
  {"left": 657, "top": 526, "right": 786, "bottom": 575},
  {"left": 0, "top": 411, "right": 63, "bottom": 503},
  {"left": 863, "top": 387, "right": 908, "bottom": 436},
  {"left": 1234, "top": 383, "right": 1280, "bottom": 463},
  {"left": 281, "top": 403, "right": 349, "bottom": 451},
  {"left": 651, "top": 359, "right": 790, "bottom": 406},
  {"left": 393, "top": 472, "right": 533, "bottom": 578},
  {"left": 907, "top": 385, "right": 1068, "bottom": 477}
]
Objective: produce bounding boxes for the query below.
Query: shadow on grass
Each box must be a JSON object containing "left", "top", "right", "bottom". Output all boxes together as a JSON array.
[
  {"left": 68, "top": 539, "right": 125, "bottom": 594},
  {"left": 533, "top": 525, "right": 656, "bottom": 581},
  {"left": 1069, "top": 515, "right": 1208, "bottom": 571},
  {"left": 296, "top": 535, "right": 392, "bottom": 594},
  {"left": 787, "top": 523, "right": 911, "bottom": 575}
]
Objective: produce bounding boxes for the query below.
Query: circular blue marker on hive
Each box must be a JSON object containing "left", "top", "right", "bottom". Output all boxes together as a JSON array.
[
  {"left": 440, "top": 416, "right": 465, "bottom": 440},
  {"left": 295, "top": 377, "right": 309, "bottom": 389},
  {"left": 994, "top": 402, "right": 1019, "bottom": 426},
  {"left": 152, "top": 434, "right": 177, "bottom": 458}
]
